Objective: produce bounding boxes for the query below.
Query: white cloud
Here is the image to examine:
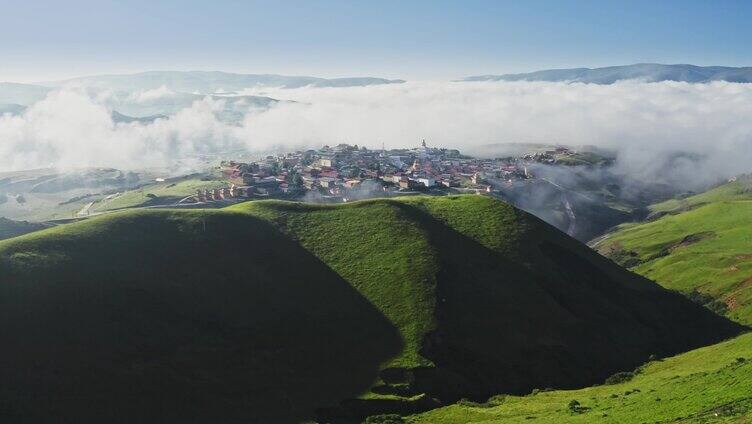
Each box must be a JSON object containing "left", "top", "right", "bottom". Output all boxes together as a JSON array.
[
  {"left": 126, "top": 85, "right": 176, "bottom": 103},
  {"left": 0, "top": 90, "right": 241, "bottom": 171},
  {"left": 1, "top": 80, "right": 751, "bottom": 190},
  {"left": 239, "top": 81, "right": 752, "bottom": 187}
]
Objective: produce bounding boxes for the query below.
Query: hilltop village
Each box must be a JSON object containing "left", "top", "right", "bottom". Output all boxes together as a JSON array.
[{"left": 193, "top": 142, "right": 602, "bottom": 203}]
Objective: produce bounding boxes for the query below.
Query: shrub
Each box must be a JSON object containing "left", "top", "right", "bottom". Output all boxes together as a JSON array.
[
  {"left": 567, "top": 399, "right": 589, "bottom": 414},
  {"left": 487, "top": 394, "right": 507, "bottom": 406},
  {"left": 364, "top": 414, "right": 404, "bottom": 424},
  {"left": 604, "top": 371, "right": 635, "bottom": 385},
  {"left": 457, "top": 396, "right": 505, "bottom": 408},
  {"left": 456, "top": 398, "right": 483, "bottom": 407},
  {"left": 686, "top": 290, "right": 728, "bottom": 315},
  {"left": 608, "top": 249, "right": 642, "bottom": 268}
]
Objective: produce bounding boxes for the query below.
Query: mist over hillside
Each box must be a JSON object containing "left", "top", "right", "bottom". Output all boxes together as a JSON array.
[
  {"left": 0, "top": 82, "right": 52, "bottom": 105},
  {"left": 0, "top": 71, "right": 402, "bottom": 126},
  {"left": 44, "top": 71, "right": 405, "bottom": 92},
  {"left": 1, "top": 72, "right": 752, "bottom": 199}
]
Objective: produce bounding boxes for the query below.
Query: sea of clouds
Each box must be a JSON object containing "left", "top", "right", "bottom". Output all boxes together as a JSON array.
[{"left": 1, "top": 80, "right": 751, "bottom": 190}]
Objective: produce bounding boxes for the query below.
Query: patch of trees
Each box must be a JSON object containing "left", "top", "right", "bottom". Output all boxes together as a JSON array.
[
  {"left": 607, "top": 248, "right": 643, "bottom": 268},
  {"left": 364, "top": 414, "right": 404, "bottom": 424},
  {"left": 604, "top": 371, "right": 635, "bottom": 385},
  {"left": 686, "top": 290, "right": 728, "bottom": 316},
  {"left": 568, "top": 399, "right": 589, "bottom": 413}
]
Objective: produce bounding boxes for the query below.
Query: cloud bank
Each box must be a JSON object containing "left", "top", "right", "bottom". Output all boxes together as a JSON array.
[
  {"left": 0, "top": 90, "right": 241, "bottom": 172},
  {"left": 1, "top": 80, "right": 751, "bottom": 190}
]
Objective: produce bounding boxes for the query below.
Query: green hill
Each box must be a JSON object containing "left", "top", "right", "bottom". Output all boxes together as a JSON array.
[
  {"left": 409, "top": 332, "right": 752, "bottom": 423},
  {"left": 593, "top": 175, "right": 752, "bottom": 325},
  {"left": 0, "top": 195, "right": 742, "bottom": 423}
]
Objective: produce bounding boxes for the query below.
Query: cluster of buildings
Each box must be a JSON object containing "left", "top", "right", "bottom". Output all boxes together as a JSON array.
[
  {"left": 200, "top": 141, "right": 551, "bottom": 203},
  {"left": 195, "top": 187, "right": 250, "bottom": 202}
]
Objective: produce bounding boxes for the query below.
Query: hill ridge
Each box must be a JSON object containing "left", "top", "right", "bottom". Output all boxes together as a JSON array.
[{"left": 0, "top": 195, "right": 744, "bottom": 422}]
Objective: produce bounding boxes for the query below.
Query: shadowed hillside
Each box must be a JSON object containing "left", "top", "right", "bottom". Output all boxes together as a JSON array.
[
  {"left": 0, "top": 211, "right": 402, "bottom": 423},
  {"left": 0, "top": 217, "right": 49, "bottom": 241},
  {"left": 0, "top": 195, "right": 743, "bottom": 423},
  {"left": 410, "top": 332, "right": 752, "bottom": 423},
  {"left": 231, "top": 196, "right": 743, "bottom": 419}
]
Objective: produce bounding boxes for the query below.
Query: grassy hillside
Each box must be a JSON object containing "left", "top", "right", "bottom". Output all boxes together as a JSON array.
[
  {"left": 90, "top": 177, "right": 227, "bottom": 212},
  {"left": 0, "top": 195, "right": 742, "bottom": 422},
  {"left": 409, "top": 332, "right": 752, "bottom": 424},
  {"left": 0, "top": 209, "right": 401, "bottom": 423},
  {"left": 594, "top": 176, "right": 752, "bottom": 325},
  {"left": 649, "top": 176, "right": 752, "bottom": 215},
  {"left": 0, "top": 169, "right": 223, "bottom": 222},
  {"left": 0, "top": 217, "right": 49, "bottom": 241}
]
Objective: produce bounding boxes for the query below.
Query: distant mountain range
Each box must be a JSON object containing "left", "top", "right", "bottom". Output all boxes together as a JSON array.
[
  {"left": 107, "top": 93, "right": 284, "bottom": 123},
  {"left": 5, "top": 65, "right": 752, "bottom": 122},
  {"left": 44, "top": 71, "right": 405, "bottom": 93},
  {"left": 0, "top": 72, "right": 403, "bottom": 121},
  {"left": 464, "top": 64, "right": 752, "bottom": 84}
]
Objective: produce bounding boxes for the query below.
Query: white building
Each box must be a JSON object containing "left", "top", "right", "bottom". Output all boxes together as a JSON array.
[{"left": 417, "top": 177, "right": 435, "bottom": 187}]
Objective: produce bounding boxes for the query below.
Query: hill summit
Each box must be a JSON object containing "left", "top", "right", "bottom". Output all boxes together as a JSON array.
[{"left": 0, "top": 195, "right": 742, "bottom": 423}]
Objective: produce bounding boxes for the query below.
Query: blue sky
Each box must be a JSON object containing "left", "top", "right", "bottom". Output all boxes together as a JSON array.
[{"left": 2, "top": 0, "right": 751, "bottom": 82}]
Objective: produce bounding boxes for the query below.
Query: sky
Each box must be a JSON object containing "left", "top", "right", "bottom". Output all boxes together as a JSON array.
[{"left": 1, "top": 0, "right": 752, "bottom": 82}]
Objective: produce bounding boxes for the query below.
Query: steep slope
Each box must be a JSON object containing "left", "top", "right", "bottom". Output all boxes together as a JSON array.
[
  {"left": 409, "top": 332, "right": 752, "bottom": 423},
  {"left": 0, "top": 196, "right": 743, "bottom": 422},
  {"left": 594, "top": 176, "right": 752, "bottom": 325},
  {"left": 0, "top": 210, "right": 402, "bottom": 423},
  {"left": 464, "top": 63, "right": 752, "bottom": 84}
]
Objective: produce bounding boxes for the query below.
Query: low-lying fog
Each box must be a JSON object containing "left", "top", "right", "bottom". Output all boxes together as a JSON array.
[{"left": 2, "top": 80, "right": 751, "bottom": 192}]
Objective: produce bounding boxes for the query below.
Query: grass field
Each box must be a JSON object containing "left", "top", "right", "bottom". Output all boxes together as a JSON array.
[
  {"left": 594, "top": 177, "right": 752, "bottom": 325},
  {"left": 0, "top": 195, "right": 742, "bottom": 422},
  {"left": 554, "top": 151, "right": 610, "bottom": 166},
  {"left": 649, "top": 176, "right": 752, "bottom": 214},
  {"left": 409, "top": 181, "right": 752, "bottom": 424},
  {"left": 0, "top": 173, "right": 226, "bottom": 222},
  {"left": 409, "top": 332, "right": 752, "bottom": 423},
  {"left": 90, "top": 177, "right": 227, "bottom": 212}
]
